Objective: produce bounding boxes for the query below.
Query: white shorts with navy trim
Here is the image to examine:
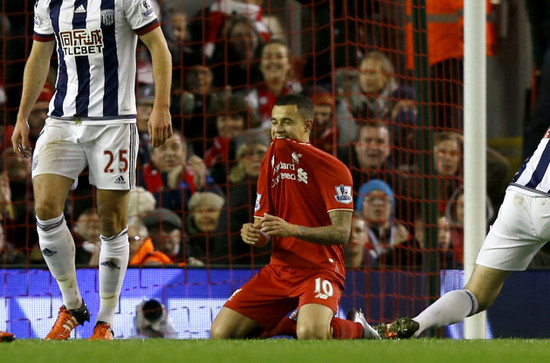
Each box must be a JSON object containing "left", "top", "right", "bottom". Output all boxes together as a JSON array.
[
  {"left": 32, "top": 118, "right": 138, "bottom": 190},
  {"left": 477, "top": 187, "right": 550, "bottom": 271}
]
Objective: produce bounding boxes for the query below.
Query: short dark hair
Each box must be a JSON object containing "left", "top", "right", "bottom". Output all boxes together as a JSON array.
[{"left": 274, "top": 94, "right": 314, "bottom": 121}]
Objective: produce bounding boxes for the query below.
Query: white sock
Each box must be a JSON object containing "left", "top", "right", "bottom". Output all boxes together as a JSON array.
[
  {"left": 413, "top": 289, "right": 478, "bottom": 337},
  {"left": 37, "top": 214, "right": 82, "bottom": 310},
  {"left": 96, "top": 227, "right": 129, "bottom": 326}
]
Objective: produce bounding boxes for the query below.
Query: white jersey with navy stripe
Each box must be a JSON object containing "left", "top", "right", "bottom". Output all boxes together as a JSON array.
[
  {"left": 33, "top": 0, "right": 159, "bottom": 122},
  {"left": 511, "top": 130, "right": 550, "bottom": 194}
]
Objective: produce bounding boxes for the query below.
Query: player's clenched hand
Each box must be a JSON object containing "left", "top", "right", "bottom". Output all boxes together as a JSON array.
[
  {"left": 148, "top": 106, "right": 172, "bottom": 148},
  {"left": 260, "top": 213, "right": 298, "bottom": 238},
  {"left": 11, "top": 119, "right": 32, "bottom": 158}
]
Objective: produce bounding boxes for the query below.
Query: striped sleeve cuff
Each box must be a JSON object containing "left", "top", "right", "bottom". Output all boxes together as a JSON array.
[
  {"left": 134, "top": 19, "right": 160, "bottom": 36},
  {"left": 33, "top": 32, "right": 55, "bottom": 42}
]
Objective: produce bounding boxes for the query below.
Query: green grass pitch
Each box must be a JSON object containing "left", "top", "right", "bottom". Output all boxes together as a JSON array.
[{"left": 2, "top": 339, "right": 550, "bottom": 363}]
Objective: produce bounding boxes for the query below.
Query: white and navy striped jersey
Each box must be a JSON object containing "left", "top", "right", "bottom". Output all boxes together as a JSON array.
[
  {"left": 511, "top": 129, "right": 550, "bottom": 194},
  {"left": 33, "top": 0, "right": 159, "bottom": 122}
]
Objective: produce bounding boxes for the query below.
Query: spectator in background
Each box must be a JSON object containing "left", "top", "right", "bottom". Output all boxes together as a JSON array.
[
  {"left": 308, "top": 89, "right": 338, "bottom": 154},
  {"left": 355, "top": 52, "right": 414, "bottom": 121},
  {"left": 0, "top": 211, "right": 25, "bottom": 265},
  {"left": 440, "top": 186, "right": 493, "bottom": 269},
  {"left": 185, "top": 192, "right": 234, "bottom": 266},
  {"left": 227, "top": 141, "right": 270, "bottom": 266},
  {"left": 210, "top": 16, "right": 264, "bottom": 90},
  {"left": 344, "top": 213, "right": 370, "bottom": 269},
  {"left": 295, "top": 1, "right": 377, "bottom": 88},
  {"left": 140, "top": 132, "right": 222, "bottom": 213},
  {"left": 429, "top": 131, "right": 508, "bottom": 215},
  {"left": 432, "top": 131, "right": 463, "bottom": 212},
  {"left": 179, "top": 64, "right": 230, "bottom": 157},
  {"left": 127, "top": 187, "right": 157, "bottom": 219},
  {"left": 0, "top": 168, "right": 19, "bottom": 265},
  {"left": 403, "top": 0, "right": 496, "bottom": 130},
  {"left": 161, "top": 9, "right": 202, "bottom": 93},
  {"left": 0, "top": 147, "right": 39, "bottom": 260},
  {"left": 413, "top": 132, "right": 504, "bottom": 251},
  {"left": 73, "top": 208, "right": 100, "bottom": 266},
  {"left": 142, "top": 208, "right": 190, "bottom": 265},
  {"left": 356, "top": 179, "right": 421, "bottom": 268},
  {"left": 339, "top": 121, "right": 418, "bottom": 224},
  {"left": 204, "top": 94, "right": 261, "bottom": 185},
  {"left": 245, "top": 40, "right": 301, "bottom": 127},
  {"left": 128, "top": 215, "right": 173, "bottom": 266},
  {"left": 198, "top": 0, "right": 271, "bottom": 59}
]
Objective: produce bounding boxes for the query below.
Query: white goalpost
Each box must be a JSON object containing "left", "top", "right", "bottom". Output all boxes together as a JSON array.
[{"left": 463, "top": 0, "right": 488, "bottom": 339}]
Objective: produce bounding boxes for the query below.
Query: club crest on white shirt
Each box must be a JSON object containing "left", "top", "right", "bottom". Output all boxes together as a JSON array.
[{"left": 101, "top": 9, "right": 115, "bottom": 26}]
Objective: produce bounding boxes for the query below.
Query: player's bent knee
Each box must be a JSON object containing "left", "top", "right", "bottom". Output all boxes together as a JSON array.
[
  {"left": 34, "top": 203, "right": 64, "bottom": 221},
  {"left": 296, "top": 324, "right": 330, "bottom": 340},
  {"left": 209, "top": 321, "right": 232, "bottom": 339}
]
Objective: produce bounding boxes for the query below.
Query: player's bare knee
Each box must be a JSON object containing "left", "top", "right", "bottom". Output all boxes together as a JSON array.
[
  {"left": 98, "top": 213, "right": 127, "bottom": 237},
  {"left": 209, "top": 321, "right": 232, "bottom": 339},
  {"left": 34, "top": 202, "right": 64, "bottom": 221},
  {"left": 296, "top": 324, "right": 330, "bottom": 340}
]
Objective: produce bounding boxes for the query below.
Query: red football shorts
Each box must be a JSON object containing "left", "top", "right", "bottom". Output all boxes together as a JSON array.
[{"left": 223, "top": 263, "right": 344, "bottom": 331}]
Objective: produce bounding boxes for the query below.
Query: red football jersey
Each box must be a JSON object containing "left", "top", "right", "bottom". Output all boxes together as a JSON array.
[{"left": 254, "top": 138, "right": 354, "bottom": 280}]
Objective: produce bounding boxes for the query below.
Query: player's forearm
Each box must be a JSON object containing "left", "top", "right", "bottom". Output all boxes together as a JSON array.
[
  {"left": 295, "top": 224, "right": 350, "bottom": 245},
  {"left": 147, "top": 33, "right": 172, "bottom": 109}
]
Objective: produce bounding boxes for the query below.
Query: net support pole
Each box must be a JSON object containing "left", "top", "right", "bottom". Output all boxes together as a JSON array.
[
  {"left": 463, "top": 0, "right": 487, "bottom": 339},
  {"left": 412, "top": 0, "right": 440, "bottom": 336}
]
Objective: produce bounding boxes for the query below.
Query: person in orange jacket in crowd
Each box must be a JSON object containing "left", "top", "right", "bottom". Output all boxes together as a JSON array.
[
  {"left": 405, "top": 0, "right": 496, "bottom": 129},
  {"left": 128, "top": 216, "right": 174, "bottom": 266}
]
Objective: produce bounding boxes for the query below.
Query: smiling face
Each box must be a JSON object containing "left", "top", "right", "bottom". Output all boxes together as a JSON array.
[
  {"left": 151, "top": 134, "right": 186, "bottom": 172},
  {"left": 355, "top": 125, "right": 391, "bottom": 169},
  {"left": 260, "top": 42, "right": 290, "bottom": 90},
  {"left": 270, "top": 105, "right": 311, "bottom": 142}
]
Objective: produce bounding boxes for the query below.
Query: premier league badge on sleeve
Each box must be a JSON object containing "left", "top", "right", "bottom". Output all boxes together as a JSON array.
[
  {"left": 334, "top": 184, "right": 353, "bottom": 204},
  {"left": 140, "top": 0, "right": 155, "bottom": 17}
]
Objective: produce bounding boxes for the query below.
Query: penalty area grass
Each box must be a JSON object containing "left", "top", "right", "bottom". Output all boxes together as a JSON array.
[{"left": 1, "top": 338, "right": 550, "bottom": 363}]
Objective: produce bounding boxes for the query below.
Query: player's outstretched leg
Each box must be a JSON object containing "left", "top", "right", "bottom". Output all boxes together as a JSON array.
[
  {"left": 345, "top": 308, "right": 381, "bottom": 339},
  {"left": 374, "top": 317, "right": 420, "bottom": 339},
  {"left": 0, "top": 331, "right": 15, "bottom": 342},
  {"left": 45, "top": 301, "right": 90, "bottom": 340}
]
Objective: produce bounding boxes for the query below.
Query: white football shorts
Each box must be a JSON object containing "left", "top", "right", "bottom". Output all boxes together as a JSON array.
[
  {"left": 32, "top": 118, "right": 139, "bottom": 190},
  {"left": 477, "top": 187, "right": 550, "bottom": 271}
]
